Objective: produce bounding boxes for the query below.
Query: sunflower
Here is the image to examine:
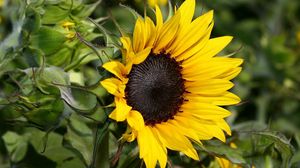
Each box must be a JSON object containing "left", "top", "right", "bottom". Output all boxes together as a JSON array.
[
  {"left": 297, "top": 31, "right": 300, "bottom": 45},
  {"left": 101, "top": 0, "right": 243, "bottom": 167},
  {"left": 147, "top": 0, "right": 168, "bottom": 7}
]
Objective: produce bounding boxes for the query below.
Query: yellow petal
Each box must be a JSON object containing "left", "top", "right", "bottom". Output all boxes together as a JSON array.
[
  {"left": 154, "top": 123, "right": 199, "bottom": 160},
  {"left": 127, "top": 110, "right": 145, "bottom": 131},
  {"left": 109, "top": 97, "right": 132, "bottom": 121},
  {"left": 120, "top": 36, "right": 132, "bottom": 53},
  {"left": 100, "top": 78, "right": 125, "bottom": 97},
  {"left": 185, "top": 79, "right": 234, "bottom": 95},
  {"left": 217, "top": 67, "right": 242, "bottom": 80},
  {"left": 214, "top": 57, "right": 243, "bottom": 66},
  {"left": 215, "top": 119, "right": 232, "bottom": 136},
  {"left": 148, "top": 0, "right": 167, "bottom": 7},
  {"left": 230, "top": 143, "right": 238, "bottom": 149},
  {"left": 177, "top": 0, "right": 195, "bottom": 26},
  {"left": 182, "top": 58, "right": 243, "bottom": 80},
  {"left": 145, "top": 17, "right": 156, "bottom": 48},
  {"left": 166, "top": 0, "right": 195, "bottom": 49},
  {"left": 102, "top": 61, "right": 128, "bottom": 80},
  {"left": 155, "top": 5, "right": 163, "bottom": 29},
  {"left": 148, "top": 0, "right": 157, "bottom": 7},
  {"left": 171, "top": 10, "right": 214, "bottom": 57},
  {"left": 174, "top": 23, "right": 213, "bottom": 61},
  {"left": 185, "top": 91, "right": 241, "bottom": 106},
  {"left": 125, "top": 62, "right": 133, "bottom": 74},
  {"left": 125, "top": 51, "right": 135, "bottom": 64},
  {"left": 137, "top": 128, "right": 150, "bottom": 158},
  {"left": 150, "top": 128, "right": 167, "bottom": 168},
  {"left": 183, "top": 57, "right": 243, "bottom": 70},
  {"left": 133, "top": 18, "right": 145, "bottom": 53},
  {"left": 181, "top": 102, "right": 231, "bottom": 119},
  {"left": 153, "top": 11, "right": 181, "bottom": 53},
  {"left": 183, "top": 36, "right": 233, "bottom": 65},
  {"left": 122, "top": 128, "right": 137, "bottom": 142},
  {"left": 216, "top": 157, "right": 231, "bottom": 168},
  {"left": 168, "top": 119, "right": 200, "bottom": 143},
  {"left": 143, "top": 154, "right": 157, "bottom": 168},
  {"left": 173, "top": 116, "right": 213, "bottom": 140},
  {"left": 175, "top": 115, "right": 226, "bottom": 142},
  {"left": 138, "top": 127, "right": 167, "bottom": 168},
  {"left": 132, "top": 47, "right": 151, "bottom": 64}
]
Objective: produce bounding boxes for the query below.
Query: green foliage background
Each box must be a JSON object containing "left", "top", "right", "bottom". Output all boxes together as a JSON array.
[{"left": 0, "top": 0, "right": 299, "bottom": 167}]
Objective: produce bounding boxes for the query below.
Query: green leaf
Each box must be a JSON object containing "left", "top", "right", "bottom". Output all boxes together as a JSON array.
[
  {"left": 40, "top": 67, "right": 70, "bottom": 85},
  {"left": 2, "top": 132, "right": 28, "bottom": 162},
  {"left": 62, "top": 138, "right": 89, "bottom": 167},
  {"left": 200, "top": 141, "right": 247, "bottom": 165},
  {"left": 69, "top": 114, "right": 93, "bottom": 136},
  {"left": 23, "top": 47, "right": 44, "bottom": 67},
  {"left": 59, "top": 0, "right": 83, "bottom": 10},
  {"left": 232, "top": 121, "right": 294, "bottom": 167},
  {"left": 22, "top": 66, "right": 98, "bottom": 114},
  {"left": 88, "top": 18, "right": 120, "bottom": 48},
  {"left": 27, "top": 0, "right": 44, "bottom": 5},
  {"left": 90, "top": 122, "right": 109, "bottom": 168},
  {"left": 119, "top": 4, "right": 141, "bottom": 21},
  {"left": 22, "top": 66, "right": 70, "bottom": 93},
  {"left": 65, "top": 34, "right": 105, "bottom": 70},
  {"left": 71, "top": 1, "right": 101, "bottom": 18},
  {"left": 27, "top": 128, "right": 77, "bottom": 165},
  {"left": 24, "top": 98, "right": 64, "bottom": 127},
  {"left": 44, "top": 0, "right": 62, "bottom": 5},
  {"left": 64, "top": 121, "right": 93, "bottom": 166},
  {"left": 42, "top": 5, "right": 69, "bottom": 24},
  {"left": 291, "top": 151, "right": 300, "bottom": 165},
  {"left": 57, "top": 158, "right": 86, "bottom": 168},
  {"left": 15, "top": 144, "right": 57, "bottom": 168},
  {"left": 23, "top": 7, "right": 41, "bottom": 33},
  {"left": 254, "top": 132, "right": 294, "bottom": 167},
  {"left": 31, "top": 27, "right": 66, "bottom": 55},
  {"left": 0, "top": 105, "right": 23, "bottom": 121},
  {"left": 57, "top": 86, "right": 98, "bottom": 114},
  {"left": 87, "top": 82, "right": 107, "bottom": 99},
  {"left": 46, "top": 47, "right": 72, "bottom": 66}
]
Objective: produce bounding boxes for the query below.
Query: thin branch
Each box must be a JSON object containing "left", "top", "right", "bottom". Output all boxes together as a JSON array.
[
  {"left": 76, "top": 32, "right": 104, "bottom": 65},
  {"left": 110, "top": 142, "right": 125, "bottom": 167}
]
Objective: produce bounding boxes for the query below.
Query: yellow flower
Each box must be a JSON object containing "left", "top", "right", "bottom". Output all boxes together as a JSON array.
[
  {"left": 61, "top": 21, "right": 76, "bottom": 39},
  {"left": 148, "top": 0, "right": 167, "bottom": 7},
  {"left": 297, "top": 31, "right": 300, "bottom": 45},
  {"left": 216, "top": 157, "right": 242, "bottom": 168},
  {"left": 61, "top": 21, "right": 75, "bottom": 30},
  {"left": 215, "top": 143, "right": 242, "bottom": 168},
  {"left": 101, "top": 0, "right": 243, "bottom": 167}
]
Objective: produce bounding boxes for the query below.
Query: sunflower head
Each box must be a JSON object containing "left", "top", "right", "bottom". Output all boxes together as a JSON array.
[
  {"left": 125, "top": 52, "right": 185, "bottom": 125},
  {"left": 101, "top": 0, "right": 243, "bottom": 167}
]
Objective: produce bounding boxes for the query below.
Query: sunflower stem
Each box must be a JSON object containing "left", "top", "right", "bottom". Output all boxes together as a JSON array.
[
  {"left": 110, "top": 142, "right": 125, "bottom": 167},
  {"left": 75, "top": 31, "right": 104, "bottom": 65}
]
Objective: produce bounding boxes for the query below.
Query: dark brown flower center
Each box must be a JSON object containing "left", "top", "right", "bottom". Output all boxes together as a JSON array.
[{"left": 125, "top": 52, "right": 185, "bottom": 126}]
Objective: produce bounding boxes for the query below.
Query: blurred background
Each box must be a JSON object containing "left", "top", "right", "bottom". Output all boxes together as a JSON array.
[{"left": 0, "top": 0, "right": 300, "bottom": 167}]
